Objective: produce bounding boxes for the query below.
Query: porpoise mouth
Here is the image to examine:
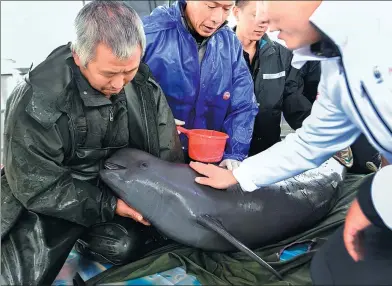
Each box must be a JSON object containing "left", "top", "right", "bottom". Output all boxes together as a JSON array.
[{"left": 104, "top": 162, "right": 127, "bottom": 170}]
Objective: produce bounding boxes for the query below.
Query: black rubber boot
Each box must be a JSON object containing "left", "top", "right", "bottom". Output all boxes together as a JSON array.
[{"left": 75, "top": 215, "right": 169, "bottom": 265}]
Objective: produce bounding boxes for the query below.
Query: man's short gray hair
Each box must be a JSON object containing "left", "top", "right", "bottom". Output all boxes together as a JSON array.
[{"left": 71, "top": 1, "right": 146, "bottom": 67}]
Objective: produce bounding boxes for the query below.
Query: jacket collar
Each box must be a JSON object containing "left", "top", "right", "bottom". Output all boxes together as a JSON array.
[
  {"left": 68, "top": 59, "right": 113, "bottom": 107},
  {"left": 132, "top": 63, "right": 151, "bottom": 85},
  {"left": 258, "top": 33, "right": 277, "bottom": 57}
]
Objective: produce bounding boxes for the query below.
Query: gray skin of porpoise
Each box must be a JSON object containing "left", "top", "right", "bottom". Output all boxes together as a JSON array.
[{"left": 99, "top": 148, "right": 345, "bottom": 252}]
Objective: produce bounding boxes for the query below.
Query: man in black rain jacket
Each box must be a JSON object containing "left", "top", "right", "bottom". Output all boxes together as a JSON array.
[
  {"left": 0, "top": 2, "right": 183, "bottom": 285},
  {"left": 232, "top": 0, "right": 312, "bottom": 156}
]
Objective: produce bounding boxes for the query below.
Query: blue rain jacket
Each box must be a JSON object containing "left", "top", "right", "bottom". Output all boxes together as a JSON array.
[{"left": 142, "top": 1, "right": 258, "bottom": 161}]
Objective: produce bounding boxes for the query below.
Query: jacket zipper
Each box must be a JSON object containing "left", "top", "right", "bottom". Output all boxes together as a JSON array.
[
  {"left": 104, "top": 105, "right": 115, "bottom": 147},
  {"left": 139, "top": 87, "right": 151, "bottom": 153},
  {"left": 106, "top": 98, "right": 126, "bottom": 147},
  {"left": 109, "top": 106, "right": 114, "bottom": 121},
  {"left": 106, "top": 98, "right": 128, "bottom": 147}
]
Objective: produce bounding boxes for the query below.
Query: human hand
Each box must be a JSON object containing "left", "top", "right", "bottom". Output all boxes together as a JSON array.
[
  {"left": 189, "top": 161, "right": 238, "bottom": 189},
  {"left": 219, "top": 159, "right": 241, "bottom": 171},
  {"left": 174, "top": 119, "right": 185, "bottom": 134},
  {"left": 115, "top": 199, "right": 151, "bottom": 226},
  {"left": 343, "top": 198, "right": 371, "bottom": 262}
]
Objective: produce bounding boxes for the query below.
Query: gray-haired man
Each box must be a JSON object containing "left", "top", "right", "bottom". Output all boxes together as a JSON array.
[{"left": 0, "top": 1, "right": 183, "bottom": 284}]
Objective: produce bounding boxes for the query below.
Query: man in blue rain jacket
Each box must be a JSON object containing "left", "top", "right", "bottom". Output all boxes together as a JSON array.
[{"left": 142, "top": 0, "right": 258, "bottom": 169}]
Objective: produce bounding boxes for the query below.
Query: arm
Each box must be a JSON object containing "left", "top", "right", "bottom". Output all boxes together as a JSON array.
[
  {"left": 222, "top": 42, "right": 259, "bottom": 161},
  {"left": 4, "top": 85, "right": 116, "bottom": 227},
  {"left": 151, "top": 78, "right": 185, "bottom": 163},
  {"left": 233, "top": 75, "right": 362, "bottom": 192},
  {"left": 343, "top": 164, "right": 392, "bottom": 261},
  {"left": 282, "top": 59, "right": 312, "bottom": 130},
  {"left": 357, "top": 165, "right": 392, "bottom": 230}
]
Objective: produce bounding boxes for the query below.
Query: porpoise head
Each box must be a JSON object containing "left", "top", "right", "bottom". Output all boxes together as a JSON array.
[{"left": 100, "top": 148, "right": 167, "bottom": 221}]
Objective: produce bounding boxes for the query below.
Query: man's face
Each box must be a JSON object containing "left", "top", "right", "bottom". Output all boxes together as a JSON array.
[
  {"left": 185, "top": 1, "right": 234, "bottom": 37},
  {"left": 233, "top": 1, "right": 268, "bottom": 41},
  {"left": 257, "top": 1, "right": 322, "bottom": 49},
  {"left": 74, "top": 43, "right": 141, "bottom": 97}
]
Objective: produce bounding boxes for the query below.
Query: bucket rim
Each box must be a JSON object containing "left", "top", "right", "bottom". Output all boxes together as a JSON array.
[{"left": 188, "top": 129, "right": 229, "bottom": 140}]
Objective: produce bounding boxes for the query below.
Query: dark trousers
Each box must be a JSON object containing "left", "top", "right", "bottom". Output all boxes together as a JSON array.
[
  {"left": 1, "top": 211, "right": 164, "bottom": 285},
  {"left": 1, "top": 211, "right": 85, "bottom": 285},
  {"left": 311, "top": 225, "right": 392, "bottom": 285}
]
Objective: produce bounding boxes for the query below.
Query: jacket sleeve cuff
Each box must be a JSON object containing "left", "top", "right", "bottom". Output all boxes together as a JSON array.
[
  {"left": 357, "top": 167, "right": 391, "bottom": 230},
  {"left": 233, "top": 165, "right": 259, "bottom": 192}
]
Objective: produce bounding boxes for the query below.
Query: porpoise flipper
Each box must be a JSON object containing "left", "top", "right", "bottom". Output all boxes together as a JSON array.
[{"left": 196, "top": 214, "right": 283, "bottom": 281}]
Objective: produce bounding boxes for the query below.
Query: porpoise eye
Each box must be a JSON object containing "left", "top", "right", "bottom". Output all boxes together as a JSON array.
[{"left": 139, "top": 161, "right": 149, "bottom": 170}]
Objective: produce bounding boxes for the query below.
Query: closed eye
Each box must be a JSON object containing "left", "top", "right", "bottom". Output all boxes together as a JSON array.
[{"left": 101, "top": 68, "right": 137, "bottom": 77}]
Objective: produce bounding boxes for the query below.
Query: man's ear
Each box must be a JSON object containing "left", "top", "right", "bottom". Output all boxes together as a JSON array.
[
  {"left": 232, "top": 6, "right": 240, "bottom": 22},
  {"left": 72, "top": 51, "right": 82, "bottom": 68}
]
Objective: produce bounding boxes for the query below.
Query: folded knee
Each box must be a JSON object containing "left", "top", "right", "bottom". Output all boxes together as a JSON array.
[{"left": 76, "top": 221, "right": 146, "bottom": 265}]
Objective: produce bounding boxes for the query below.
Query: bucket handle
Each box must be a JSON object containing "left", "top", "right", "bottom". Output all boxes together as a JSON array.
[{"left": 177, "top": 126, "right": 190, "bottom": 136}]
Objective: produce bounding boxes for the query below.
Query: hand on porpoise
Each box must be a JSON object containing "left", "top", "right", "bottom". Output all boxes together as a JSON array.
[
  {"left": 115, "top": 199, "right": 151, "bottom": 226},
  {"left": 189, "top": 161, "right": 238, "bottom": 189}
]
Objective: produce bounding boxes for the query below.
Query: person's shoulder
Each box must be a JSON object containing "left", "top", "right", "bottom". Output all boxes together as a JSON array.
[
  {"left": 6, "top": 80, "right": 33, "bottom": 116},
  {"left": 264, "top": 37, "right": 293, "bottom": 67},
  {"left": 3, "top": 79, "right": 35, "bottom": 135},
  {"left": 21, "top": 45, "right": 73, "bottom": 129},
  {"left": 300, "top": 60, "right": 321, "bottom": 76},
  {"left": 273, "top": 40, "right": 292, "bottom": 58},
  {"left": 217, "top": 25, "right": 239, "bottom": 42},
  {"left": 214, "top": 25, "right": 245, "bottom": 55}
]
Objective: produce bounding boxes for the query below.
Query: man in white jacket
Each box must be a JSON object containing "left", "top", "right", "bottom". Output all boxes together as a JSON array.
[{"left": 190, "top": 1, "right": 392, "bottom": 284}]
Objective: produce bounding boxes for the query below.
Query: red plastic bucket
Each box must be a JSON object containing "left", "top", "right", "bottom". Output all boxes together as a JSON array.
[{"left": 177, "top": 126, "right": 229, "bottom": 163}]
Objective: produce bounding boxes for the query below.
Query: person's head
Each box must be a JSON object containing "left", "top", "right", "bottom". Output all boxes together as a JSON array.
[
  {"left": 233, "top": 0, "right": 268, "bottom": 41},
  {"left": 185, "top": 1, "right": 235, "bottom": 37},
  {"left": 72, "top": 1, "right": 145, "bottom": 97},
  {"left": 256, "top": 1, "right": 322, "bottom": 49}
]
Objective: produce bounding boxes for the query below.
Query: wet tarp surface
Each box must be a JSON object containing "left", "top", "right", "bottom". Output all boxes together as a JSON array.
[{"left": 54, "top": 250, "right": 200, "bottom": 285}]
